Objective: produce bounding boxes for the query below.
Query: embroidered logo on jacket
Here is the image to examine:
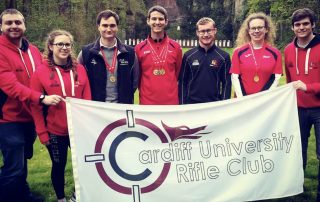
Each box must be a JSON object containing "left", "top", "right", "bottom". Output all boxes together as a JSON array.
[
  {"left": 91, "top": 59, "right": 97, "bottom": 65},
  {"left": 143, "top": 50, "right": 151, "bottom": 55},
  {"left": 50, "top": 80, "right": 60, "bottom": 87},
  {"left": 210, "top": 60, "right": 219, "bottom": 67},
  {"left": 119, "top": 59, "right": 129, "bottom": 65},
  {"left": 192, "top": 60, "right": 200, "bottom": 66}
]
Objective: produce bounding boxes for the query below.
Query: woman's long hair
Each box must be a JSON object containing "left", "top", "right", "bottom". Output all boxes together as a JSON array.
[
  {"left": 43, "top": 29, "right": 78, "bottom": 81},
  {"left": 235, "top": 12, "right": 276, "bottom": 48}
]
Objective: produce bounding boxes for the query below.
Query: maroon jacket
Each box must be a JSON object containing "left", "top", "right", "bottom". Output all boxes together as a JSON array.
[{"left": 0, "top": 35, "right": 43, "bottom": 123}]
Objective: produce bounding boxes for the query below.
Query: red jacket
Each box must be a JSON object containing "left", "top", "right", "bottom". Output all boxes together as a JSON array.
[
  {"left": 0, "top": 35, "right": 43, "bottom": 122},
  {"left": 30, "top": 61, "right": 91, "bottom": 143},
  {"left": 135, "top": 35, "right": 182, "bottom": 105},
  {"left": 230, "top": 43, "right": 282, "bottom": 95},
  {"left": 285, "top": 34, "right": 320, "bottom": 108}
]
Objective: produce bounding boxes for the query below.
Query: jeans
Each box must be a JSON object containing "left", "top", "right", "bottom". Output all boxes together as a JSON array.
[
  {"left": 298, "top": 107, "right": 320, "bottom": 169},
  {"left": 0, "top": 122, "right": 36, "bottom": 202}
]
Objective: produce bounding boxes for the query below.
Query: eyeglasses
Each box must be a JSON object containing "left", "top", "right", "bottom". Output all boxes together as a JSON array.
[
  {"left": 198, "top": 28, "right": 215, "bottom": 35},
  {"left": 249, "top": 26, "right": 265, "bottom": 32},
  {"left": 52, "top": 42, "right": 72, "bottom": 49}
]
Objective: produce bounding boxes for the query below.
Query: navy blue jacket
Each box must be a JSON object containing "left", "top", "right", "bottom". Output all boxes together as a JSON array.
[
  {"left": 80, "top": 37, "right": 139, "bottom": 104},
  {"left": 179, "top": 45, "right": 231, "bottom": 104}
]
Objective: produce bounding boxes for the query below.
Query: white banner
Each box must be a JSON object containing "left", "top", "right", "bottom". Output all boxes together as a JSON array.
[{"left": 66, "top": 83, "right": 303, "bottom": 202}]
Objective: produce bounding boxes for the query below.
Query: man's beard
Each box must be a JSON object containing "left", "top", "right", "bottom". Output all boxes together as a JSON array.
[{"left": 4, "top": 28, "right": 24, "bottom": 41}]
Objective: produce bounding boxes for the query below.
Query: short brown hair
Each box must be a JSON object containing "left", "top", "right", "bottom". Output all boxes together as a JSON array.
[
  {"left": 291, "top": 8, "right": 316, "bottom": 26},
  {"left": 96, "top": 10, "right": 119, "bottom": 25},
  {"left": 196, "top": 17, "right": 216, "bottom": 30},
  {"left": 0, "top": 9, "right": 24, "bottom": 24},
  {"left": 147, "top": 5, "right": 168, "bottom": 21}
]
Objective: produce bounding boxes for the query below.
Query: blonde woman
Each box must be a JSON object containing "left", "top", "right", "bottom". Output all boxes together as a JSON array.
[
  {"left": 230, "top": 12, "right": 282, "bottom": 97},
  {"left": 31, "top": 30, "right": 91, "bottom": 202}
]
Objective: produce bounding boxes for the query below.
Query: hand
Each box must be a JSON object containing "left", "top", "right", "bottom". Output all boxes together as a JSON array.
[
  {"left": 293, "top": 80, "right": 307, "bottom": 91},
  {"left": 42, "top": 95, "right": 63, "bottom": 105}
]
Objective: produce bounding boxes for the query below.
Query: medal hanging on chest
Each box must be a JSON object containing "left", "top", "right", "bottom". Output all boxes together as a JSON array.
[
  {"left": 250, "top": 43, "right": 261, "bottom": 83},
  {"left": 148, "top": 39, "right": 168, "bottom": 76},
  {"left": 101, "top": 47, "right": 118, "bottom": 82}
]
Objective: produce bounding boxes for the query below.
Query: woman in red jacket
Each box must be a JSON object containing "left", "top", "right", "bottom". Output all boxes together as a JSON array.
[
  {"left": 31, "top": 29, "right": 91, "bottom": 202},
  {"left": 230, "top": 12, "right": 282, "bottom": 97}
]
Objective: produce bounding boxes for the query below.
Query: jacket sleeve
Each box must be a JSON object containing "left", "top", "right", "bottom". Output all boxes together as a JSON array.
[
  {"left": 77, "top": 50, "right": 84, "bottom": 65},
  {"left": 80, "top": 65, "right": 92, "bottom": 100},
  {"left": 220, "top": 54, "right": 232, "bottom": 100},
  {"left": 175, "top": 46, "right": 183, "bottom": 79},
  {"left": 29, "top": 71, "right": 49, "bottom": 144},
  {"left": 0, "top": 53, "right": 41, "bottom": 103},
  {"left": 178, "top": 54, "right": 189, "bottom": 104},
  {"left": 132, "top": 53, "right": 140, "bottom": 93},
  {"left": 306, "top": 82, "right": 320, "bottom": 94}
]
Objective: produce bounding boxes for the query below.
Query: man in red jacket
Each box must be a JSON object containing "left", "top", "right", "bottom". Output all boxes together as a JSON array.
[
  {"left": 0, "top": 9, "right": 62, "bottom": 202},
  {"left": 135, "top": 5, "right": 182, "bottom": 105},
  {"left": 284, "top": 8, "right": 320, "bottom": 200}
]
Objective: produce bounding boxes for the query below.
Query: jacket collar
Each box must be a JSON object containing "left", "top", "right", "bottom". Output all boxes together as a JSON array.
[
  {"left": 90, "top": 37, "right": 128, "bottom": 54},
  {"left": 0, "top": 35, "right": 29, "bottom": 52}
]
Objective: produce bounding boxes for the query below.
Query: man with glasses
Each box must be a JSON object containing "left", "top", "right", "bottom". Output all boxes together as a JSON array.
[
  {"left": 0, "top": 9, "right": 61, "bottom": 202},
  {"left": 179, "top": 17, "right": 231, "bottom": 104},
  {"left": 284, "top": 8, "right": 320, "bottom": 199},
  {"left": 78, "top": 9, "right": 139, "bottom": 104},
  {"left": 135, "top": 5, "right": 182, "bottom": 105}
]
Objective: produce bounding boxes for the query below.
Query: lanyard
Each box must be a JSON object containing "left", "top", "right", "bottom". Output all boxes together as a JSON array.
[
  {"left": 18, "top": 48, "right": 36, "bottom": 78},
  {"left": 55, "top": 67, "right": 75, "bottom": 97},
  {"left": 249, "top": 43, "right": 260, "bottom": 74},
  {"left": 100, "top": 47, "right": 118, "bottom": 74}
]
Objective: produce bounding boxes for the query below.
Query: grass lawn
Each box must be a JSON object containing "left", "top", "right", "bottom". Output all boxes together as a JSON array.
[{"left": 1, "top": 47, "right": 318, "bottom": 201}]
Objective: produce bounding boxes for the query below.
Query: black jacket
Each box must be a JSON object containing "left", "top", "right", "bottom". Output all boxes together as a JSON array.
[{"left": 179, "top": 45, "right": 231, "bottom": 104}]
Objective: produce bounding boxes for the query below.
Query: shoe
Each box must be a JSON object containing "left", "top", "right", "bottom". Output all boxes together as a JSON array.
[{"left": 69, "top": 192, "right": 76, "bottom": 202}]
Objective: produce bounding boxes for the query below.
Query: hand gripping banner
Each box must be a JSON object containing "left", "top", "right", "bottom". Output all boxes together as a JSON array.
[{"left": 66, "top": 83, "right": 303, "bottom": 202}]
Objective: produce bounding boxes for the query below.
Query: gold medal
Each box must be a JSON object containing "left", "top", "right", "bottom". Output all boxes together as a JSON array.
[
  {"left": 254, "top": 75, "right": 259, "bottom": 82},
  {"left": 153, "top": 69, "right": 159, "bottom": 75},
  {"left": 110, "top": 75, "right": 116, "bottom": 82},
  {"left": 159, "top": 68, "right": 166, "bottom": 75}
]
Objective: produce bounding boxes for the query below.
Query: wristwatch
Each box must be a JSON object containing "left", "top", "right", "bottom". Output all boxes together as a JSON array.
[{"left": 39, "top": 94, "right": 45, "bottom": 104}]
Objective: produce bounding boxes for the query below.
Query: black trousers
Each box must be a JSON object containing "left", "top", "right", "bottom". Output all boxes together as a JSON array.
[{"left": 46, "top": 133, "right": 70, "bottom": 200}]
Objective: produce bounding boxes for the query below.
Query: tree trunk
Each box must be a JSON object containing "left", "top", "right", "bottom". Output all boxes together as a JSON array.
[{"left": 5, "top": 0, "right": 17, "bottom": 8}]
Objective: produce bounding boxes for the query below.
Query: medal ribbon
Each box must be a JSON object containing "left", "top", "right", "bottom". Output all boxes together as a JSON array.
[
  {"left": 101, "top": 47, "right": 118, "bottom": 74},
  {"left": 148, "top": 38, "right": 168, "bottom": 71},
  {"left": 55, "top": 67, "right": 75, "bottom": 97},
  {"left": 249, "top": 43, "right": 261, "bottom": 79}
]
